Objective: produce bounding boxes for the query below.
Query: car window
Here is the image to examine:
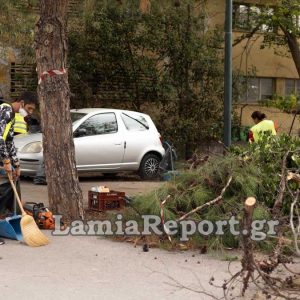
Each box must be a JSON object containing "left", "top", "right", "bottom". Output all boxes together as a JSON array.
[
  {"left": 121, "top": 113, "right": 149, "bottom": 131},
  {"left": 71, "top": 112, "right": 87, "bottom": 125},
  {"left": 76, "top": 113, "right": 118, "bottom": 136}
]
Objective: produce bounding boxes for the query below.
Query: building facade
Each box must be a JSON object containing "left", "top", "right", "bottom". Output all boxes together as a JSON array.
[
  {"left": 207, "top": 0, "right": 300, "bottom": 134},
  {"left": 207, "top": 0, "right": 299, "bottom": 102}
]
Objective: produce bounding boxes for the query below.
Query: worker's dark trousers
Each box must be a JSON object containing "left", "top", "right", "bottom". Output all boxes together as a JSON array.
[{"left": 0, "top": 181, "right": 21, "bottom": 216}]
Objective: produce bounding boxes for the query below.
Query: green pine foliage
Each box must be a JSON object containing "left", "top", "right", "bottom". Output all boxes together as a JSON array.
[
  {"left": 246, "top": 133, "right": 300, "bottom": 210},
  {"left": 133, "top": 153, "right": 263, "bottom": 220},
  {"left": 130, "top": 134, "right": 300, "bottom": 251},
  {"left": 131, "top": 154, "right": 264, "bottom": 249}
]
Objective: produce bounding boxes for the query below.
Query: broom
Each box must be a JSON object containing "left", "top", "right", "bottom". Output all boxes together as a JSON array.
[{"left": 8, "top": 173, "right": 49, "bottom": 247}]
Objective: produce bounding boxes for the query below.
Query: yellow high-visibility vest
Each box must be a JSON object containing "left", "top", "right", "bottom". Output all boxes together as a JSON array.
[
  {"left": 250, "top": 119, "right": 277, "bottom": 142},
  {"left": 14, "top": 112, "right": 27, "bottom": 134},
  {"left": 0, "top": 103, "right": 14, "bottom": 141}
]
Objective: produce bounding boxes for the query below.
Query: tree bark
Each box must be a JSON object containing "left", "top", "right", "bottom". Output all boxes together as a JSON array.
[
  {"left": 35, "top": 0, "right": 84, "bottom": 221},
  {"left": 286, "top": 34, "right": 300, "bottom": 78},
  {"left": 241, "top": 197, "right": 256, "bottom": 296},
  {"left": 279, "top": 26, "right": 300, "bottom": 78}
]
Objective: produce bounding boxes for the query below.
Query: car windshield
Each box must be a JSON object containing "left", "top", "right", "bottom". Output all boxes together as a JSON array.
[{"left": 71, "top": 112, "right": 87, "bottom": 125}]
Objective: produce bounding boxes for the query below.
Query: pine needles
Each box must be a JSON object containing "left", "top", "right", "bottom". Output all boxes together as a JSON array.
[{"left": 130, "top": 153, "right": 270, "bottom": 250}]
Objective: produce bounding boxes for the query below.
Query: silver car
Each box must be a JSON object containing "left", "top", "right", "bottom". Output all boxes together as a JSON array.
[{"left": 14, "top": 108, "right": 165, "bottom": 180}]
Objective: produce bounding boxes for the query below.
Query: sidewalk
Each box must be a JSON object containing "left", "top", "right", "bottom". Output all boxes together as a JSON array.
[
  {"left": 0, "top": 178, "right": 245, "bottom": 300},
  {"left": 0, "top": 232, "right": 239, "bottom": 300}
]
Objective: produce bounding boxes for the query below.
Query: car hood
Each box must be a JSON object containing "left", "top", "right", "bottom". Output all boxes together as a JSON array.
[{"left": 14, "top": 133, "right": 43, "bottom": 150}]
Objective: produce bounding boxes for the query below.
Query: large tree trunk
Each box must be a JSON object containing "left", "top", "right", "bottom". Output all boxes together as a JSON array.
[
  {"left": 286, "top": 35, "right": 300, "bottom": 78},
  {"left": 279, "top": 25, "right": 300, "bottom": 78},
  {"left": 35, "top": 0, "right": 84, "bottom": 221}
]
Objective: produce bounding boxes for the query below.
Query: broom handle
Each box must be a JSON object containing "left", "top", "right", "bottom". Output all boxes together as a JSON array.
[
  {"left": 13, "top": 178, "right": 17, "bottom": 216},
  {"left": 7, "top": 173, "right": 26, "bottom": 216}
]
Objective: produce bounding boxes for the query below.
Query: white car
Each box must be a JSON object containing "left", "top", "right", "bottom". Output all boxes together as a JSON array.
[{"left": 14, "top": 108, "right": 165, "bottom": 180}]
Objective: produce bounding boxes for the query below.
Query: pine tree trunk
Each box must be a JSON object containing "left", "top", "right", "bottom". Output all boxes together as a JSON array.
[
  {"left": 35, "top": 0, "right": 84, "bottom": 221},
  {"left": 286, "top": 35, "right": 300, "bottom": 78},
  {"left": 280, "top": 25, "right": 300, "bottom": 78}
]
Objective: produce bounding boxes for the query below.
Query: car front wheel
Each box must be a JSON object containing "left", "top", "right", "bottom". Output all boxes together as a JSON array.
[{"left": 139, "top": 153, "right": 161, "bottom": 180}]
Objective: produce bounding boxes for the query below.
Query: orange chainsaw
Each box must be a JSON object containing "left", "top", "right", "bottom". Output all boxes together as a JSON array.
[{"left": 23, "top": 202, "right": 56, "bottom": 230}]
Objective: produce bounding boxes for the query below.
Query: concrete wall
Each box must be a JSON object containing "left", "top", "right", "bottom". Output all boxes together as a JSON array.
[{"left": 205, "top": 0, "right": 226, "bottom": 27}]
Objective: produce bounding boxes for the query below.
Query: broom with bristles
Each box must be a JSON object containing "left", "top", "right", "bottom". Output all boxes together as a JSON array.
[{"left": 8, "top": 173, "right": 49, "bottom": 247}]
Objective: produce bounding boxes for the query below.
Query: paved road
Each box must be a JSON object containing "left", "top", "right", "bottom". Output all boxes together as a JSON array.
[
  {"left": 1, "top": 177, "right": 252, "bottom": 300},
  {"left": 20, "top": 176, "right": 163, "bottom": 206},
  {"left": 0, "top": 233, "right": 242, "bottom": 300}
]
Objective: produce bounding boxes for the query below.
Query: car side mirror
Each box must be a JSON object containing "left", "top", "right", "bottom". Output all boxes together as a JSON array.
[{"left": 74, "top": 128, "right": 87, "bottom": 138}]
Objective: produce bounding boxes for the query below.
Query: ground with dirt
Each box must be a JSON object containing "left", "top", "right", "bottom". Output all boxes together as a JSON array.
[
  {"left": 1, "top": 176, "right": 298, "bottom": 300},
  {"left": 20, "top": 175, "right": 163, "bottom": 205},
  {"left": 0, "top": 232, "right": 243, "bottom": 300},
  {"left": 0, "top": 177, "right": 240, "bottom": 300}
]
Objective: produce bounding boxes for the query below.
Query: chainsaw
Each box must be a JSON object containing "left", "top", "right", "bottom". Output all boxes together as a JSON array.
[{"left": 23, "top": 202, "right": 57, "bottom": 230}]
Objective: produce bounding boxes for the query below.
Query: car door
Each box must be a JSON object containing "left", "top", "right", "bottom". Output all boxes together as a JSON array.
[
  {"left": 73, "top": 112, "right": 125, "bottom": 171},
  {"left": 120, "top": 112, "right": 151, "bottom": 169}
]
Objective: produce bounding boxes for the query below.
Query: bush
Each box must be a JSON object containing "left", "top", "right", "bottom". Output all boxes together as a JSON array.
[{"left": 260, "top": 94, "right": 298, "bottom": 113}]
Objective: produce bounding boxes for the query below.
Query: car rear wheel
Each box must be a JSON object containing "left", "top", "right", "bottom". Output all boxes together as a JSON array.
[{"left": 139, "top": 153, "right": 160, "bottom": 180}]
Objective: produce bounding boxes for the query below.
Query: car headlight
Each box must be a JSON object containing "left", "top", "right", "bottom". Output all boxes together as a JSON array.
[{"left": 19, "top": 142, "right": 43, "bottom": 153}]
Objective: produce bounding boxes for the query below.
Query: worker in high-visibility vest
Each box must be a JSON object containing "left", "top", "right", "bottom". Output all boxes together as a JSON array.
[
  {"left": 0, "top": 92, "right": 38, "bottom": 245},
  {"left": 248, "top": 111, "right": 277, "bottom": 143},
  {"left": 13, "top": 92, "right": 38, "bottom": 136},
  {"left": 14, "top": 112, "right": 28, "bottom": 135}
]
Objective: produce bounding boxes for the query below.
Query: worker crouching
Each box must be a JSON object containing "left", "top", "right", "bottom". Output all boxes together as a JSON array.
[{"left": 248, "top": 111, "right": 277, "bottom": 143}]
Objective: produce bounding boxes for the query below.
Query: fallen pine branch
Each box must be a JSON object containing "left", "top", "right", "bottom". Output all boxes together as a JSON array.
[
  {"left": 209, "top": 197, "right": 300, "bottom": 300},
  {"left": 176, "top": 176, "right": 232, "bottom": 222},
  {"left": 256, "top": 236, "right": 288, "bottom": 274},
  {"left": 290, "top": 190, "right": 300, "bottom": 257},
  {"left": 273, "top": 151, "right": 289, "bottom": 214},
  {"left": 187, "top": 152, "right": 209, "bottom": 170},
  {"left": 287, "top": 171, "right": 300, "bottom": 184},
  {"left": 160, "top": 195, "right": 173, "bottom": 243}
]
